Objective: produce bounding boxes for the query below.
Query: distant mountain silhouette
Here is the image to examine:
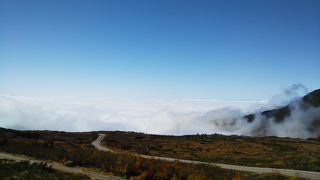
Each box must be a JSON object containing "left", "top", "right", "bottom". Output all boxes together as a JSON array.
[{"left": 244, "top": 89, "right": 320, "bottom": 123}]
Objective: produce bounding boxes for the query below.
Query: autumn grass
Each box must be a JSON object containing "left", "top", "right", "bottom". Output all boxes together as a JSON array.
[
  {"left": 0, "top": 127, "right": 310, "bottom": 179},
  {"left": 102, "top": 131, "right": 320, "bottom": 171},
  {"left": 0, "top": 159, "right": 87, "bottom": 180}
]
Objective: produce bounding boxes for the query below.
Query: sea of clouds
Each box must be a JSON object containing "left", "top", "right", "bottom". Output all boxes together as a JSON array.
[
  {"left": 0, "top": 95, "right": 263, "bottom": 134},
  {"left": 1, "top": 84, "right": 319, "bottom": 138}
]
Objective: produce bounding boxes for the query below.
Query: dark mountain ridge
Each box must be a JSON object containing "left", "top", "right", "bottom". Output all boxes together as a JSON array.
[
  {"left": 244, "top": 89, "right": 320, "bottom": 123},
  {"left": 243, "top": 89, "right": 320, "bottom": 138}
]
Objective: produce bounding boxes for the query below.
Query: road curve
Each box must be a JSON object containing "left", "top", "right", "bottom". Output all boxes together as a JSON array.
[
  {"left": 92, "top": 133, "right": 320, "bottom": 180},
  {"left": 0, "top": 152, "right": 124, "bottom": 180}
]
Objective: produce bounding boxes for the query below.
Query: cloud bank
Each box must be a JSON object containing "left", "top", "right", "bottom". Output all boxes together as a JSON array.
[
  {"left": 205, "top": 84, "right": 320, "bottom": 139},
  {"left": 1, "top": 84, "right": 319, "bottom": 139},
  {"left": 0, "top": 95, "right": 260, "bottom": 134},
  {"left": 207, "top": 101, "right": 320, "bottom": 139}
]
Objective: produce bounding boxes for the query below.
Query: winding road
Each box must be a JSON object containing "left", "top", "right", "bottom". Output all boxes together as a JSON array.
[
  {"left": 1, "top": 133, "right": 319, "bottom": 179},
  {"left": 92, "top": 133, "right": 320, "bottom": 180},
  {"left": 0, "top": 151, "right": 123, "bottom": 180}
]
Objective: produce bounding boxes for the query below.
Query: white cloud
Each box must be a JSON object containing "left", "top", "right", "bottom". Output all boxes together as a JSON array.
[
  {"left": 0, "top": 95, "right": 261, "bottom": 134},
  {"left": 1, "top": 87, "right": 319, "bottom": 139}
]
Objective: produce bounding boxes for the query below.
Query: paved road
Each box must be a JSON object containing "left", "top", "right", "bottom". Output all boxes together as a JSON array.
[
  {"left": 92, "top": 133, "right": 320, "bottom": 180},
  {"left": 0, "top": 152, "right": 124, "bottom": 180}
]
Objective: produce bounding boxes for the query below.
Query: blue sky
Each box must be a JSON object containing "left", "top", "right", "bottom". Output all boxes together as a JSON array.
[{"left": 1, "top": 0, "right": 319, "bottom": 100}]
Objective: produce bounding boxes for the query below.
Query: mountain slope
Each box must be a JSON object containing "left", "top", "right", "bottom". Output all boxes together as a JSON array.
[
  {"left": 243, "top": 89, "right": 320, "bottom": 137},
  {"left": 245, "top": 89, "right": 320, "bottom": 122}
]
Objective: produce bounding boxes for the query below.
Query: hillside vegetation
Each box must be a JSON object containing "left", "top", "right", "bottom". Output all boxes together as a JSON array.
[
  {"left": 103, "top": 131, "right": 320, "bottom": 171},
  {"left": 0, "top": 159, "right": 87, "bottom": 180},
  {"left": 0, "top": 127, "right": 303, "bottom": 180}
]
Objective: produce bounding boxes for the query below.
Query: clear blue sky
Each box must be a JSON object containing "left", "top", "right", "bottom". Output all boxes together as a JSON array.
[{"left": 1, "top": 0, "right": 319, "bottom": 100}]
